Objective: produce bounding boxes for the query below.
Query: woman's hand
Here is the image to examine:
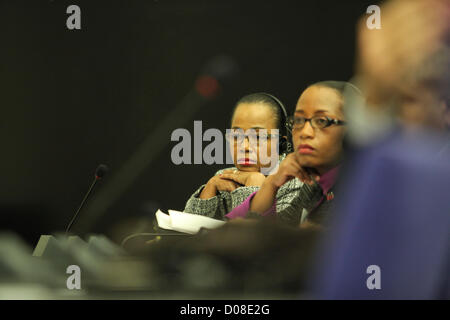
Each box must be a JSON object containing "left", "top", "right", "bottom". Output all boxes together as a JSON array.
[
  {"left": 219, "top": 169, "right": 266, "bottom": 187},
  {"left": 199, "top": 175, "right": 241, "bottom": 199},
  {"left": 267, "top": 153, "right": 319, "bottom": 188},
  {"left": 248, "top": 154, "right": 320, "bottom": 214}
]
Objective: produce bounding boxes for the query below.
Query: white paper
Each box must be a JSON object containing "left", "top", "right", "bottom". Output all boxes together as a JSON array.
[{"left": 155, "top": 209, "right": 226, "bottom": 234}]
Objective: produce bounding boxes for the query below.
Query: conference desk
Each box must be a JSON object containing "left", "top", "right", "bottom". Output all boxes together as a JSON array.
[{"left": 1, "top": 221, "right": 318, "bottom": 299}]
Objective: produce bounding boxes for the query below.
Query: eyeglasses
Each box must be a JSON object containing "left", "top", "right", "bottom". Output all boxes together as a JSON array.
[
  {"left": 288, "top": 116, "right": 346, "bottom": 130},
  {"left": 225, "top": 129, "right": 279, "bottom": 145}
]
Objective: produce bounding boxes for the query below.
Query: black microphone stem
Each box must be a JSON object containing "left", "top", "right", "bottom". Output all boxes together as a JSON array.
[{"left": 65, "top": 177, "right": 99, "bottom": 234}]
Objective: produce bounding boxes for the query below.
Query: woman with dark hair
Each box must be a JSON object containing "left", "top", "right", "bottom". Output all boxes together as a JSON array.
[
  {"left": 223, "top": 81, "right": 362, "bottom": 227},
  {"left": 184, "top": 93, "right": 292, "bottom": 219}
]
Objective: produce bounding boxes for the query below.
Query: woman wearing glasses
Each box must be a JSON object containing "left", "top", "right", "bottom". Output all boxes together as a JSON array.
[
  {"left": 224, "top": 81, "right": 360, "bottom": 227},
  {"left": 183, "top": 93, "right": 292, "bottom": 219}
]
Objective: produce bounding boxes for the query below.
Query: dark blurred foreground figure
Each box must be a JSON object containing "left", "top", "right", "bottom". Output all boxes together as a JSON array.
[
  {"left": 311, "top": 0, "right": 450, "bottom": 299},
  {"left": 312, "top": 132, "right": 450, "bottom": 299}
]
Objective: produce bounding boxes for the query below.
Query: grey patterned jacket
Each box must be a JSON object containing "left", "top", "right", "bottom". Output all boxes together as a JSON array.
[
  {"left": 184, "top": 167, "right": 260, "bottom": 220},
  {"left": 184, "top": 166, "right": 329, "bottom": 225},
  {"left": 274, "top": 179, "right": 335, "bottom": 226}
]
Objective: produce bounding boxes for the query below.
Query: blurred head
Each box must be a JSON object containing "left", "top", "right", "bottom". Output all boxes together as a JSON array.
[
  {"left": 291, "top": 81, "right": 350, "bottom": 175},
  {"left": 397, "top": 87, "right": 450, "bottom": 132},
  {"left": 228, "top": 93, "right": 287, "bottom": 173},
  {"left": 356, "top": 0, "right": 450, "bottom": 133}
]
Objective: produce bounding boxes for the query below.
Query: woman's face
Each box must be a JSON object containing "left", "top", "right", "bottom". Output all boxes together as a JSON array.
[
  {"left": 292, "top": 85, "right": 346, "bottom": 174},
  {"left": 230, "top": 103, "right": 278, "bottom": 173}
]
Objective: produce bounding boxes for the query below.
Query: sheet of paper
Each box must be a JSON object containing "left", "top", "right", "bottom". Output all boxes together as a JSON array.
[{"left": 155, "top": 209, "right": 226, "bottom": 234}]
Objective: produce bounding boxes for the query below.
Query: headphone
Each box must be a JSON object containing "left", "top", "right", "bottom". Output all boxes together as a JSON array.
[{"left": 258, "top": 92, "right": 293, "bottom": 154}]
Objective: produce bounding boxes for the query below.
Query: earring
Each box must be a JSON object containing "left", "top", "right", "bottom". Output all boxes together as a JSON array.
[{"left": 286, "top": 141, "right": 293, "bottom": 153}]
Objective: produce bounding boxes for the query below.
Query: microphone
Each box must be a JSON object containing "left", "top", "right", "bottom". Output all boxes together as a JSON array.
[{"left": 65, "top": 164, "right": 109, "bottom": 234}]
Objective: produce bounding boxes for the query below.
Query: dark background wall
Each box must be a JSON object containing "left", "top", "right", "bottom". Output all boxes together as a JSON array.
[{"left": 0, "top": 0, "right": 376, "bottom": 245}]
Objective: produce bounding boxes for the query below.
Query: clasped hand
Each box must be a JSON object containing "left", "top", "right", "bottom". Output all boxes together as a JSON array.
[{"left": 199, "top": 169, "right": 266, "bottom": 199}]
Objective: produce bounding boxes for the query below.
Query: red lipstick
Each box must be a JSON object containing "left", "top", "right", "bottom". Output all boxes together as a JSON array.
[
  {"left": 298, "top": 144, "right": 314, "bottom": 155},
  {"left": 237, "top": 158, "right": 256, "bottom": 165}
]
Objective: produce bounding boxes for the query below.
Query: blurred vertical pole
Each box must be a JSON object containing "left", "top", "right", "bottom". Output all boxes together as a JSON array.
[{"left": 74, "top": 55, "right": 238, "bottom": 232}]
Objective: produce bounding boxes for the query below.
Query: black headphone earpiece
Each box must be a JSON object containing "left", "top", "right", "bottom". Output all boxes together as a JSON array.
[{"left": 258, "top": 92, "right": 293, "bottom": 154}]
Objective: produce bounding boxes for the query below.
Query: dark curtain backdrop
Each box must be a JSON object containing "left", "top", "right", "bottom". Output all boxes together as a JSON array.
[{"left": 0, "top": 0, "right": 377, "bottom": 245}]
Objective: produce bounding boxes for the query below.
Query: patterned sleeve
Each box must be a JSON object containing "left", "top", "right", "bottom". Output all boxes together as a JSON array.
[
  {"left": 183, "top": 168, "right": 260, "bottom": 220},
  {"left": 183, "top": 184, "right": 223, "bottom": 218},
  {"left": 275, "top": 179, "right": 322, "bottom": 226},
  {"left": 228, "top": 186, "right": 260, "bottom": 211}
]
